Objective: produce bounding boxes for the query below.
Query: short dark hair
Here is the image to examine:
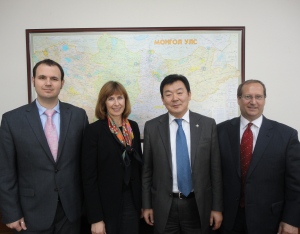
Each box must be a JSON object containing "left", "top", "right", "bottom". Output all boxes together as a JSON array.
[
  {"left": 160, "top": 74, "right": 191, "bottom": 97},
  {"left": 237, "top": 79, "right": 267, "bottom": 98},
  {"left": 95, "top": 81, "right": 131, "bottom": 120},
  {"left": 32, "top": 59, "right": 65, "bottom": 81}
]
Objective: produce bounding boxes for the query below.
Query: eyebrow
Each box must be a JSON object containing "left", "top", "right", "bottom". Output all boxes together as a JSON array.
[
  {"left": 163, "top": 87, "right": 184, "bottom": 93},
  {"left": 37, "top": 75, "right": 60, "bottom": 79}
]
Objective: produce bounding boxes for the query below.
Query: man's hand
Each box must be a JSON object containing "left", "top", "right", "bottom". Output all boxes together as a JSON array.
[
  {"left": 91, "top": 221, "right": 106, "bottom": 234},
  {"left": 6, "top": 217, "right": 27, "bottom": 232},
  {"left": 278, "top": 222, "right": 298, "bottom": 234},
  {"left": 143, "top": 208, "right": 154, "bottom": 226},
  {"left": 210, "top": 210, "right": 223, "bottom": 230}
]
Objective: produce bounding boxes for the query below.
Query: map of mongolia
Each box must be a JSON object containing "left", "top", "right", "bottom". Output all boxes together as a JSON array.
[{"left": 30, "top": 30, "right": 242, "bottom": 137}]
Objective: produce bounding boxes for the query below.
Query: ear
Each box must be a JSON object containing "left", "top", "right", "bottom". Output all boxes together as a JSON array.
[
  {"left": 32, "top": 77, "right": 35, "bottom": 87},
  {"left": 161, "top": 95, "right": 165, "bottom": 105},
  {"left": 61, "top": 80, "right": 65, "bottom": 89},
  {"left": 237, "top": 96, "right": 242, "bottom": 106}
]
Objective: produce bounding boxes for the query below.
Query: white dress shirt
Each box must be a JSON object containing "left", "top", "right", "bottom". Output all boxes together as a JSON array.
[
  {"left": 169, "top": 110, "right": 191, "bottom": 193},
  {"left": 240, "top": 115, "right": 263, "bottom": 151}
]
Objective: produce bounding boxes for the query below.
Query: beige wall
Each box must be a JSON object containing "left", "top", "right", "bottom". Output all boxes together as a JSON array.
[{"left": 0, "top": 0, "right": 300, "bottom": 131}]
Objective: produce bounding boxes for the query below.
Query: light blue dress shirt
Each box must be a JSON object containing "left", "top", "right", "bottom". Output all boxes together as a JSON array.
[{"left": 35, "top": 99, "right": 61, "bottom": 139}]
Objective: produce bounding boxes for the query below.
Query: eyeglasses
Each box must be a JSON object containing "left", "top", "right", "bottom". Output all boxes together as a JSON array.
[{"left": 240, "top": 95, "right": 265, "bottom": 101}]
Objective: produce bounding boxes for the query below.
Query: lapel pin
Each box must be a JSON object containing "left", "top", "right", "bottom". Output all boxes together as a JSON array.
[{"left": 196, "top": 124, "right": 199, "bottom": 127}]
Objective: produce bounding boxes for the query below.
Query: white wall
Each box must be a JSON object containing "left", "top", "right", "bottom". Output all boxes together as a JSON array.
[{"left": 1, "top": 0, "right": 300, "bottom": 131}]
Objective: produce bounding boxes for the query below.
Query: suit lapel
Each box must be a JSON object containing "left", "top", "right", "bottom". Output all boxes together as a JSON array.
[
  {"left": 57, "top": 102, "right": 71, "bottom": 161},
  {"left": 229, "top": 118, "right": 241, "bottom": 177},
  {"left": 101, "top": 118, "right": 122, "bottom": 148},
  {"left": 247, "top": 116, "right": 273, "bottom": 178},
  {"left": 158, "top": 113, "right": 172, "bottom": 171},
  {"left": 189, "top": 111, "right": 203, "bottom": 169},
  {"left": 25, "top": 101, "right": 54, "bottom": 162}
]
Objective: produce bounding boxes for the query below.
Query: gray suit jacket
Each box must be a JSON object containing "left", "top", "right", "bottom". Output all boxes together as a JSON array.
[
  {"left": 0, "top": 100, "right": 88, "bottom": 231},
  {"left": 217, "top": 116, "right": 300, "bottom": 233},
  {"left": 142, "top": 111, "right": 223, "bottom": 233}
]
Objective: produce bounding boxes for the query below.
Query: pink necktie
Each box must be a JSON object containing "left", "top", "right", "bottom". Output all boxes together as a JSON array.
[
  {"left": 44, "top": 109, "right": 58, "bottom": 161},
  {"left": 240, "top": 123, "right": 253, "bottom": 207}
]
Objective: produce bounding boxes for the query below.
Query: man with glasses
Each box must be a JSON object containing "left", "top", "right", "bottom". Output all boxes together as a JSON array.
[{"left": 217, "top": 79, "right": 300, "bottom": 234}]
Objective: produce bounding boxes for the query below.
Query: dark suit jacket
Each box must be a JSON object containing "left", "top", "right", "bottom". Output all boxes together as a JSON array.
[
  {"left": 0, "top": 100, "right": 88, "bottom": 231},
  {"left": 142, "top": 111, "right": 223, "bottom": 234},
  {"left": 81, "top": 119, "right": 143, "bottom": 232},
  {"left": 217, "top": 116, "right": 300, "bottom": 233}
]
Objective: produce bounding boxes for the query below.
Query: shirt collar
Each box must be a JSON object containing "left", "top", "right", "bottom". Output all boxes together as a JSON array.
[
  {"left": 35, "top": 99, "right": 60, "bottom": 116},
  {"left": 168, "top": 110, "right": 190, "bottom": 124},
  {"left": 240, "top": 115, "right": 263, "bottom": 129}
]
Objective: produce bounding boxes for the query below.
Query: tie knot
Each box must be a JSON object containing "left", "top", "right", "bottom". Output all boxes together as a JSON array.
[
  {"left": 175, "top": 119, "right": 183, "bottom": 126},
  {"left": 45, "top": 109, "right": 56, "bottom": 117},
  {"left": 247, "top": 123, "right": 253, "bottom": 129}
]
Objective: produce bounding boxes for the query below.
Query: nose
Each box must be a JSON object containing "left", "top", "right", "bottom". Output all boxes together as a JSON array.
[
  {"left": 249, "top": 97, "right": 257, "bottom": 104},
  {"left": 45, "top": 78, "right": 52, "bottom": 85},
  {"left": 113, "top": 99, "right": 120, "bottom": 105},
  {"left": 172, "top": 93, "right": 179, "bottom": 101}
]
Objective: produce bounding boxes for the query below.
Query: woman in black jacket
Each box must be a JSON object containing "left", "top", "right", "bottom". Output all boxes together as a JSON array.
[{"left": 82, "top": 81, "right": 143, "bottom": 234}]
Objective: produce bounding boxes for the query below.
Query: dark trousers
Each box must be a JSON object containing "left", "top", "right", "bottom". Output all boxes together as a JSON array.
[
  {"left": 140, "top": 219, "right": 154, "bottom": 234},
  {"left": 105, "top": 188, "right": 140, "bottom": 234},
  {"left": 222, "top": 207, "right": 248, "bottom": 234},
  {"left": 17, "top": 200, "right": 80, "bottom": 234},
  {"left": 155, "top": 196, "right": 201, "bottom": 234}
]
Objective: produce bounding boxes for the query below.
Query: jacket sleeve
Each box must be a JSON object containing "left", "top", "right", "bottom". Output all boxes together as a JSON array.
[
  {"left": 0, "top": 114, "right": 23, "bottom": 224},
  {"left": 81, "top": 123, "right": 104, "bottom": 224},
  {"left": 282, "top": 129, "right": 300, "bottom": 227},
  {"left": 210, "top": 119, "right": 223, "bottom": 212},
  {"left": 142, "top": 121, "right": 153, "bottom": 209}
]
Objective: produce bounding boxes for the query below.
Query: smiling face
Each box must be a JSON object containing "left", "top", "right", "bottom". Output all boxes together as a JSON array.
[
  {"left": 161, "top": 80, "right": 191, "bottom": 118},
  {"left": 105, "top": 93, "right": 125, "bottom": 121},
  {"left": 32, "top": 64, "right": 64, "bottom": 103},
  {"left": 238, "top": 82, "right": 266, "bottom": 121}
]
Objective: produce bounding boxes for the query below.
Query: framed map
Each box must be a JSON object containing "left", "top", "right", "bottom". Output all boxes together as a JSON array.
[{"left": 26, "top": 27, "right": 245, "bottom": 136}]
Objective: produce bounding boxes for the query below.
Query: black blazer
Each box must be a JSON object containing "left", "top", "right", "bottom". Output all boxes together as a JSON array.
[
  {"left": 217, "top": 116, "right": 300, "bottom": 233},
  {"left": 81, "top": 119, "right": 143, "bottom": 228},
  {"left": 0, "top": 101, "right": 88, "bottom": 231}
]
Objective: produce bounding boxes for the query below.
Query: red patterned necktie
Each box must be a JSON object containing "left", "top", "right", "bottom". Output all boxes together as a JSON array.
[
  {"left": 44, "top": 109, "right": 58, "bottom": 161},
  {"left": 240, "top": 122, "right": 253, "bottom": 207}
]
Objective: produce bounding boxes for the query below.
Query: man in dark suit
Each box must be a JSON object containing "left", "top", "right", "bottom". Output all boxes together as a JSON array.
[
  {"left": 0, "top": 59, "right": 88, "bottom": 233},
  {"left": 142, "top": 74, "right": 223, "bottom": 234},
  {"left": 217, "top": 80, "right": 300, "bottom": 234}
]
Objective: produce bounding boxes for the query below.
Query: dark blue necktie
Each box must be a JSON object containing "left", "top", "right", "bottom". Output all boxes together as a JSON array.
[{"left": 175, "top": 119, "right": 192, "bottom": 196}]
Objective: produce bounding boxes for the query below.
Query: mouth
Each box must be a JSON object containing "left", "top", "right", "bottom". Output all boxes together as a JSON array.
[
  {"left": 172, "top": 104, "right": 181, "bottom": 108},
  {"left": 247, "top": 106, "right": 257, "bottom": 111}
]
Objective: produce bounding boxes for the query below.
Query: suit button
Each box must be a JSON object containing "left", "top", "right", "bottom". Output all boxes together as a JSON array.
[
  {"left": 54, "top": 188, "right": 59, "bottom": 192},
  {"left": 169, "top": 193, "right": 172, "bottom": 197},
  {"left": 55, "top": 169, "right": 59, "bottom": 173}
]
